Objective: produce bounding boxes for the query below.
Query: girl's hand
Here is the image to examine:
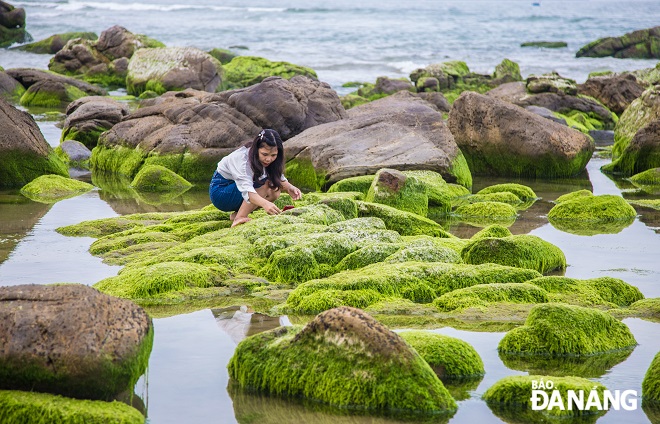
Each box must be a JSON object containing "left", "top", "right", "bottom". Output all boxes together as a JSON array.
[
  {"left": 264, "top": 201, "right": 282, "bottom": 215},
  {"left": 287, "top": 185, "right": 302, "bottom": 201}
]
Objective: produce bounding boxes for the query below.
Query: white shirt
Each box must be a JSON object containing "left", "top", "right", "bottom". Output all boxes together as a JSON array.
[{"left": 216, "top": 146, "right": 287, "bottom": 203}]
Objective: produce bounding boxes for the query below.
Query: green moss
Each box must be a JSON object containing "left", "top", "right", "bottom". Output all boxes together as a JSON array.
[
  {"left": 399, "top": 331, "right": 484, "bottom": 378},
  {"left": 0, "top": 150, "right": 69, "bottom": 188},
  {"left": 643, "top": 351, "right": 660, "bottom": 403},
  {"left": 402, "top": 170, "right": 454, "bottom": 213},
  {"left": 384, "top": 245, "right": 462, "bottom": 265},
  {"left": 281, "top": 203, "right": 345, "bottom": 225},
  {"left": 130, "top": 164, "right": 192, "bottom": 192},
  {"left": 365, "top": 299, "right": 437, "bottom": 316},
  {"left": 227, "top": 309, "right": 457, "bottom": 416},
  {"left": 630, "top": 167, "right": 660, "bottom": 184},
  {"left": 462, "top": 234, "right": 566, "bottom": 274},
  {"left": 477, "top": 183, "right": 537, "bottom": 200},
  {"left": 20, "top": 175, "right": 93, "bottom": 203},
  {"left": 448, "top": 153, "right": 473, "bottom": 189},
  {"left": 499, "top": 303, "right": 637, "bottom": 356},
  {"left": 357, "top": 201, "right": 453, "bottom": 237},
  {"left": 61, "top": 125, "right": 109, "bottom": 150},
  {"left": 334, "top": 243, "right": 402, "bottom": 271},
  {"left": 434, "top": 283, "right": 549, "bottom": 311},
  {"left": 284, "top": 157, "right": 327, "bottom": 192},
  {"left": 610, "top": 87, "right": 660, "bottom": 159},
  {"left": 603, "top": 147, "right": 660, "bottom": 177},
  {"left": 20, "top": 84, "right": 87, "bottom": 109},
  {"left": 16, "top": 32, "right": 97, "bottom": 54},
  {"left": 471, "top": 224, "right": 512, "bottom": 240},
  {"left": 483, "top": 375, "right": 607, "bottom": 419},
  {"left": 222, "top": 56, "right": 317, "bottom": 89},
  {"left": 365, "top": 170, "right": 429, "bottom": 216},
  {"left": 90, "top": 231, "right": 180, "bottom": 255},
  {"left": 326, "top": 175, "right": 375, "bottom": 195},
  {"left": 340, "top": 93, "right": 370, "bottom": 109},
  {"left": 291, "top": 289, "right": 385, "bottom": 314},
  {"left": 94, "top": 261, "right": 226, "bottom": 299},
  {"left": 467, "top": 191, "right": 523, "bottom": 206},
  {"left": 454, "top": 201, "right": 518, "bottom": 220},
  {"left": 260, "top": 245, "right": 321, "bottom": 284},
  {"left": 521, "top": 41, "right": 568, "bottom": 48},
  {"left": 548, "top": 193, "right": 637, "bottom": 224},
  {"left": 90, "top": 145, "right": 147, "bottom": 179},
  {"left": 556, "top": 109, "right": 607, "bottom": 133},
  {"left": 56, "top": 213, "right": 176, "bottom": 238},
  {"left": 493, "top": 58, "right": 522, "bottom": 81},
  {"left": 500, "top": 348, "right": 633, "bottom": 379},
  {"left": 0, "top": 390, "right": 144, "bottom": 424},
  {"left": 611, "top": 298, "right": 660, "bottom": 322},
  {"left": 528, "top": 276, "right": 644, "bottom": 308},
  {"left": 555, "top": 189, "right": 593, "bottom": 203}
]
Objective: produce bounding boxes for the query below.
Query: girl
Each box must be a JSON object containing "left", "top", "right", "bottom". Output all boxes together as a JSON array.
[{"left": 209, "top": 129, "right": 302, "bottom": 227}]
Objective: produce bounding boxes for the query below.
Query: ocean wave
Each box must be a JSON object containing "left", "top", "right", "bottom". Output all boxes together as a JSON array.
[{"left": 18, "top": 1, "right": 286, "bottom": 13}]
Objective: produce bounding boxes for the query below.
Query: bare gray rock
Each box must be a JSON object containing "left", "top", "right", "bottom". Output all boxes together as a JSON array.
[
  {"left": 578, "top": 73, "right": 646, "bottom": 115},
  {"left": 62, "top": 96, "right": 129, "bottom": 148}
]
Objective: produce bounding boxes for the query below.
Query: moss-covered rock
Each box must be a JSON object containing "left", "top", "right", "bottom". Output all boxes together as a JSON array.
[
  {"left": 471, "top": 224, "right": 513, "bottom": 240},
  {"left": 399, "top": 330, "right": 484, "bottom": 378},
  {"left": 384, "top": 244, "right": 462, "bottom": 265},
  {"left": 528, "top": 276, "right": 644, "bottom": 308},
  {"left": 643, "top": 350, "right": 660, "bottom": 404},
  {"left": 467, "top": 191, "right": 523, "bottom": 206},
  {"left": 14, "top": 32, "right": 97, "bottom": 54},
  {"left": 609, "top": 87, "right": 660, "bottom": 159},
  {"left": 326, "top": 175, "right": 375, "bottom": 195},
  {"left": 222, "top": 56, "right": 317, "bottom": 89},
  {"left": 364, "top": 168, "right": 429, "bottom": 216},
  {"left": 548, "top": 193, "right": 637, "bottom": 235},
  {"left": 19, "top": 174, "right": 94, "bottom": 203},
  {"left": 454, "top": 201, "right": 518, "bottom": 225},
  {"left": 434, "top": 283, "right": 549, "bottom": 311},
  {"left": 483, "top": 375, "right": 607, "bottom": 420},
  {"left": 335, "top": 243, "right": 402, "bottom": 271},
  {"left": 403, "top": 170, "right": 454, "bottom": 213},
  {"left": 19, "top": 82, "right": 88, "bottom": 108},
  {"left": 227, "top": 307, "right": 457, "bottom": 416},
  {"left": 521, "top": 41, "right": 568, "bottom": 48},
  {"left": 131, "top": 164, "right": 192, "bottom": 192},
  {"left": 461, "top": 235, "right": 566, "bottom": 274},
  {"left": 499, "top": 303, "right": 637, "bottom": 356},
  {"left": 0, "top": 390, "right": 144, "bottom": 424},
  {"left": 357, "top": 201, "right": 453, "bottom": 237},
  {"left": 207, "top": 48, "right": 237, "bottom": 64},
  {"left": 477, "top": 183, "right": 537, "bottom": 200},
  {"left": 630, "top": 167, "right": 660, "bottom": 184},
  {"left": 493, "top": 58, "right": 522, "bottom": 81}
]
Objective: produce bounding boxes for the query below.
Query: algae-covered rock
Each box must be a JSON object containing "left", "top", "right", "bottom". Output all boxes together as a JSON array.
[
  {"left": 521, "top": 41, "right": 568, "bottom": 48},
  {"left": 471, "top": 224, "right": 512, "bottom": 240},
  {"left": 527, "top": 72, "right": 578, "bottom": 95},
  {"left": 0, "top": 390, "right": 144, "bottom": 424},
  {"left": 643, "top": 351, "right": 660, "bottom": 404},
  {"left": 483, "top": 375, "right": 607, "bottom": 420},
  {"left": 384, "top": 244, "right": 462, "bottom": 265},
  {"left": 131, "top": 164, "right": 192, "bottom": 193},
  {"left": 528, "top": 276, "right": 644, "bottom": 307},
  {"left": 476, "top": 183, "right": 537, "bottom": 201},
  {"left": 403, "top": 169, "right": 453, "bottom": 212},
  {"left": 498, "top": 303, "right": 637, "bottom": 356},
  {"left": 14, "top": 31, "right": 97, "bottom": 54},
  {"left": 454, "top": 202, "right": 518, "bottom": 225},
  {"left": 467, "top": 191, "right": 523, "bottom": 206},
  {"left": 334, "top": 242, "right": 402, "bottom": 271},
  {"left": 493, "top": 58, "right": 522, "bottom": 82},
  {"left": 576, "top": 26, "right": 660, "bottom": 59},
  {"left": 20, "top": 174, "right": 94, "bottom": 203},
  {"left": 603, "top": 118, "right": 660, "bottom": 176},
  {"left": 399, "top": 330, "right": 484, "bottom": 378},
  {"left": 630, "top": 167, "right": 660, "bottom": 184},
  {"left": 326, "top": 174, "right": 375, "bottom": 195},
  {"left": 461, "top": 234, "right": 566, "bottom": 274},
  {"left": 606, "top": 86, "right": 660, "bottom": 160},
  {"left": 227, "top": 307, "right": 457, "bottom": 416},
  {"left": 433, "top": 283, "right": 549, "bottom": 311},
  {"left": 365, "top": 168, "right": 428, "bottom": 216},
  {"left": 548, "top": 193, "right": 637, "bottom": 235},
  {"left": 0, "top": 284, "right": 153, "bottom": 400},
  {"left": 357, "top": 201, "right": 453, "bottom": 237},
  {"left": 222, "top": 56, "right": 317, "bottom": 89}
]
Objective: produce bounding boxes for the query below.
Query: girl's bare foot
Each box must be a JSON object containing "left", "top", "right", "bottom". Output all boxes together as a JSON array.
[
  {"left": 231, "top": 217, "right": 252, "bottom": 227},
  {"left": 229, "top": 212, "right": 237, "bottom": 221}
]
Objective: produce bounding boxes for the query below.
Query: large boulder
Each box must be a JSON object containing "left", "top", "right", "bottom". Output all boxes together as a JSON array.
[
  {"left": 607, "top": 86, "right": 660, "bottom": 160},
  {"left": 576, "top": 26, "right": 660, "bottom": 59},
  {"left": 49, "top": 25, "right": 164, "bottom": 87},
  {"left": 0, "top": 284, "right": 153, "bottom": 400},
  {"left": 92, "top": 76, "right": 345, "bottom": 182},
  {"left": 0, "top": 69, "right": 24, "bottom": 101},
  {"left": 227, "top": 307, "right": 457, "bottom": 415},
  {"left": 284, "top": 91, "right": 472, "bottom": 191},
  {"left": 577, "top": 72, "right": 647, "bottom": 115},
  {"left": 0, "top": 1, "right": 29, "bottom": 48},
  {"left": 449, "top": 91, "right": 594, "bottom": 178},
  {"left": 602, "top": 118, "right": 660, "bottom": 176},
  {"left": 61, "top": 96, "right": 129, "bottom": 149},
  {"left": 5, "top": 68, "right": 106, "bottom": 108},
  {"left": 0, "top": 97, "right": 68, "bottom": 187},
  {"left": 126, "top": 47, "right": 223, "bottom": 96}
]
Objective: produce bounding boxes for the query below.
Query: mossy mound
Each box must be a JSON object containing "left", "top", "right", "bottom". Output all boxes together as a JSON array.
[
  {"left": 628, "top": 199, "right": 660, "bottom": 210},
  {"left": 521, "top": 41, "right": 568, "bottom": 48},
  {"left": 630, "top": 167, "right": 660, "bottom": 184},
  {"left": 548, "top": 193, "right": 637, "bottom": 235},
  {"left": 433, "top": 283, "right": 549, "bottom": 311},
  {"left": 609, "top": 87, "right": 660, "bottom": 159},
  {"left": 365, "top": 169, "right": 429, "bottom": 216},
  {"left": 365, "top": 299, "right": 437, "bottom": 316},
  {"left": 467, "top": 192, "right": 523, "bottom": 206},
  {"left": 130, "top": 164, "right": 192, "bottom": 192},
  {"left": 56, "top": 212, "right": 180, "bottom": 237},
  {"left": 476, "top": 183, "right": 537, "bottom": 200},
  {"left": 399, "top": 331, "right": 484, "bottom": 378},
  {"left": 384, "top": 244, "right": 462, "bottom": 265},
  {"left": 454, "top": 201, "right": 518, "bottom": 221},
  {"left": 14, "top": 32, "right": 97, "bottom": 54},
  {"left": 498, "top": 303, "right": 637, "bottom": 356},
  {"left": 285, "top": 261, "right": 542, "bottom": 314},
  {"left": 461, "top": 235, "right": 566, "bottom": 274},
  {"left": 471, "top": 224, "right": 512, "bottom": 240},
  {"left": 402, "top": 170, "right": 454, "bottom": 213},
  {"left": 611, "top": 298, "right": 660, "bottom": 322},
  {"left": 326, "top": 175, "right": 375, "bottom": 195},
  {"left": 335, "top": 243, "right": 402, "bottom": 271},
  {"left": 222, "top": 56, "right": 317, "bottom": 89},
  {"left": 94, "top": 261, "right": 227, "bottom": 299},
  {"left": 483, "top": 375, "right": 607, "bottom": 419},
  {"left": 0, "top": 390, "right": 144, "bottom": 424},
  {"left": 554, "top": 189, "right": 593, "bottom": 204},
  {"left": 20, "top": 174, "right": 94, "bottom": 203},
  {"left": 357, "top": 201, "right": 454, "bottom": 237},
  {"left": 528, "top": 276, "right": 644, "bottom": 308},
  {"left": 643, "top": 351, "right": 660, "bottom": 404},
  {"left": 228, "top": 307, "right": 457, "bottom": 416}
]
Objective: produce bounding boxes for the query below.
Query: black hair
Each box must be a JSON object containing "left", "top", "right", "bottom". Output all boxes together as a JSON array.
[{"left": 246, "top": 129, "right": 284, "bottom": 190}]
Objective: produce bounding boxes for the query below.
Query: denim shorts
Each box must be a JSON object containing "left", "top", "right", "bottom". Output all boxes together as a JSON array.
[{"left": 209, "top": 171, "right": 266, "bottom": 212}]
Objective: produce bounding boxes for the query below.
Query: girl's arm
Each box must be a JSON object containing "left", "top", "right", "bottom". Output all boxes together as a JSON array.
[
  {"left": 281, "top": 180, "right": 302, "bottom": 200},
  {"left": 247, "top": 191, "right": 281, "bottom": 215}
]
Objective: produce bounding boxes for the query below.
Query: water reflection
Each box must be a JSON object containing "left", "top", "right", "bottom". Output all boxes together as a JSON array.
[
  {"left": 548, "top": 216, "right": 635, "bottom": 236},
  {"left": 485, "top": 402, "right": 606, "bottom": 424},
  {"left": 212, "top": 306, "right": 286, "bottom": 344},
  {"left": 0, "top": 190, "right": 51, "bottom": 264}
]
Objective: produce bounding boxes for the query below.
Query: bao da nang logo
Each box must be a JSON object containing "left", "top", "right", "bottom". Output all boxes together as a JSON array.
[{"left": 530, "top": 379, "right": 638, "bottom": 411}]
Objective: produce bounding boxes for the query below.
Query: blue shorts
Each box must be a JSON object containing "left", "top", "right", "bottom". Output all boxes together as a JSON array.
[{"left": 209, "top": 171, "right": 266, "bottom": 212}]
